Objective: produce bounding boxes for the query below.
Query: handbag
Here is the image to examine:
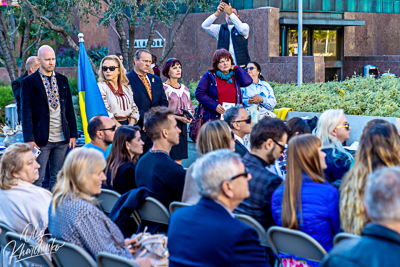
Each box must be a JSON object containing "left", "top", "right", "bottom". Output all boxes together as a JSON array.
[
  {"left": 131, "top": 230, "right": 169, "bottom": 267},
  {"left": 189, "top": 105, "right": 204, "bottom": 142}
]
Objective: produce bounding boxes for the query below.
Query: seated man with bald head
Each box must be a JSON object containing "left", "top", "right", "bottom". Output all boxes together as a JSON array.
[
  {"left": 11, "top": 56, "right": 40, "bottom": 122},
  {"left": 21, "top": 45, "right": 78, "bottom": 191}
]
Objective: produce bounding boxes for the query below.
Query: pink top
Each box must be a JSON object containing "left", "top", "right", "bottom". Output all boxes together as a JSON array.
[{"left": 163, "top": 83, "right": 195, "bottom": 116}]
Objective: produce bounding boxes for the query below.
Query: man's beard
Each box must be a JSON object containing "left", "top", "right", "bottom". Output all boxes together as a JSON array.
[
  {"left": 104, "top": 138, "right": 113, "bottom": 146},
  {"left": 266, "top": 146, "right": 277, "bottom": 166}
]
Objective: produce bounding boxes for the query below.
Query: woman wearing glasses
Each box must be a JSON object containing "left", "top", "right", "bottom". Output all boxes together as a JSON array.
[
  {"left": 272, "top": 134, "right": 340, "bottom": 266},
  {"left": 98, "top": 55, "right": 139, "bottom": 127},
  {"left": 241, "top": 62, "right": 277, "bottom": 112},
  {"left": 315, "top": 109, "right": 353, "bottom": 183},
  {"left": 195, "top": 49, "right": 252, "bottom": 123},
  {"left": 162, "top": 58, "right": 195, "bottom": 164}
]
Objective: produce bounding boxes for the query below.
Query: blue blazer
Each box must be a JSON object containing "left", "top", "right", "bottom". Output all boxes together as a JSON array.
[
  {"left": 126, "top": 71, "right": 168, "bottom": 141},
  {"left": 168, "top": 197, "right": 269, "bottom": 267},
  {"left": 195, "top": 66, "right": 252, "bottom": 123},
  {"left": 21, "top": 70, "right": 78, "bottom": 147}
]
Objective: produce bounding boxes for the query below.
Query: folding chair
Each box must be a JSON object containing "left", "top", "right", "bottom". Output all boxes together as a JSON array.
[
  {"left": 234, "top": 214, "right": 270, "bottom": 247},
  {"left": 97, "top": 189, "right": 121, "bottom": 215},
  {"left": 267, "top": 226, "right": 327, "bottom": 265},
  {"left": 333, "top": 232, "right": 360, "bottom": 246},
  {"left": 97, "top": 252, "right": 140, "bottom": 267},
  {"left": 5, "top": 232, "right": 55, "bottom": 266},
  {"left": 48, "top": 238, "right": 97, "bottom": 267},
  {"left": 169, "top": 201, "right": 192, "bottom": 214},
  {"left": 0, "top": 223, "right": 28, "bottom": 267},
  {"left": 132, "top": 197, "right": 170, "bottom": 226}
]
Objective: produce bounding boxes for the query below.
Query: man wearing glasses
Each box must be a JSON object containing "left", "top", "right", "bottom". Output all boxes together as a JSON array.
[
  {"left": 83, "top": 115, "right": 116, "bottom": 159},
  {"left": 168, "top": 149, "right": 269, "bottom": 266},
  {"left": 235, "top": 118, "right": 290, "bottom": 232},
  {"left": 224, "top": 105, "right": 252, "bottom": 157}
]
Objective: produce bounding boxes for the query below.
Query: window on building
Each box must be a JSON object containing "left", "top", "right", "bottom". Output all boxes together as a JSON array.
[
  {"left": 313, "top": 30, "right": 337, "bottom": 61},
  {"left": 287, "top": 29, "right": 309, "bottom": 56}
]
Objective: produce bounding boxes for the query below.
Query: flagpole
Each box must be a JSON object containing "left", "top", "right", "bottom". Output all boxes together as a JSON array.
[{"left": 298, "top": 0, "right": 303, "bottom": 86}]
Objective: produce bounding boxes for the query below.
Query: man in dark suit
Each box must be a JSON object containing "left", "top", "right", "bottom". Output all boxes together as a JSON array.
[
  {"left": 126, "top": 49, "right": 168, "bottom": 154},
  {"left": 21, "top": 45, "right": 78, "bottom": 191},
  {"left": 11, "top": 56, "right": 40, "bottom": 122},
  {"left": 168, "top": 149, "right": 269, "bottom": 267},
  {"left": 235, "top": 118, "right": 290, "bottom": 231},
  {"left": 224, "top": 105, "right": 252, "bottom": 157}
]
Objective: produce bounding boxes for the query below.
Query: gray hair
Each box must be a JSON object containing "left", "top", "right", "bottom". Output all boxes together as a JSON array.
[
  {"left": 134, "top": 49, "right": 151, "bottom": 60},
  {"left": 223, "top": 105, "right": 243, "bottom": 127},
  {"left": 366, "top": 166, "right": 400, "bottom": 222},
  {"left": 192, "top": 149, "right": 243, "bottom": 199},
  {"left": 25, "top": 56, "right": 38, "bottom": 71}
]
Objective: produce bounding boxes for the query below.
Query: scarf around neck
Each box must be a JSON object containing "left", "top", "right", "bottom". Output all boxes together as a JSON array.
[{"left": 216, "top": 70, "right": 235, "bottom": 84}]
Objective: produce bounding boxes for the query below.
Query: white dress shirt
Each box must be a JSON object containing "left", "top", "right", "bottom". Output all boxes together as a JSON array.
[{"left": 202, "top": 13, "right": 250, "bottom": 65}]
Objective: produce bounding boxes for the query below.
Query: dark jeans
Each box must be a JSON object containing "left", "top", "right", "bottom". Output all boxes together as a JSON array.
[{"left": 34, "top": 141, "right": 69, "bottom": 191}]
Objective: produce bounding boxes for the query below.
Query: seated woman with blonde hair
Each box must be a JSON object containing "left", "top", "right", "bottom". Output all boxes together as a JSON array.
[
  {"left": 48, "top": 148, "right": 149, "bottom": 266},
  {"left": 0, "top": 143, "right": 52, "bottom": 264},
  {"left": 98, "top": 55, "right": 140, "bottom": 127}
]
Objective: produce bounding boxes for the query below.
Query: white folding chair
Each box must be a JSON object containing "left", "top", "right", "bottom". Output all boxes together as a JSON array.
[
  {"left": 0, "top": 223, "right": 28, "bottom": 267},
  {"left": 48, "top": 238, "right": 97, "bottom": 267},
  {"left": 234, "top": 214, "right": 270, "bottom": 247},
  {"left": 97, "top": 252, "right": 140, "bottom": 267},
  {"left": 333, "top": 232, "right": 360, "bottom": 246},
  {"left": 169, "top": 201, "right": 192, "bottom": 214},
  {"left": 97, "top": 189, "right": 121, "bottom": 214},
  {"left": 267, "top": 226, "right": 327, "bottom": 264},
  {"left": 132, "top": 197, "right": 170, "bottom": 226}
]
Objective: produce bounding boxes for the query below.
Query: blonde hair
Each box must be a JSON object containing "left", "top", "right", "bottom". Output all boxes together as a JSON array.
[
  {"left": 98, "top": 55, "right": 129, "bottom": 87},
  {"left": 196, "top": 120, "right": 232, "bottom": 155},
  {"left": 340, "top": 123, "right": 400, "bottom": 234},
  {"left": 315, "top": 109, "right": 353, "bottom": 165},
  {"left": 51, "top": 148, "right": 106, "bottom": 214},
  {"left": 0, "top": 143, "right": 32, "bottom": 190}
]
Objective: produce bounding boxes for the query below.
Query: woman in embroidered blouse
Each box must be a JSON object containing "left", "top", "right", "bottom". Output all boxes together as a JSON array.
[
  {"left": 48, "top": 148, "right": 150, "bottom": 266},
  {"left": 98, "top": 55, "right": 139, "bottom": 127},
  {"left": 195, "top": 49, "right": 252, "bottom": 123},
  {"left": 242, "top": 61, "right": 277, "bottom": 112},
  {"left": 162, "top": 58, "right": 195, "bottom": 164}
]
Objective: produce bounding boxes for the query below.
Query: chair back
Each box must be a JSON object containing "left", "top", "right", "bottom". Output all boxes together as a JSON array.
[
  {"left": 234, "top": 214, "right": 269, "bottom": 247},
  {"left": 333, "top": 232, "right": 361, "bottom": 246},
  {"left": 48, "top": 238, "right": 97, "bottom": 267},
  {"left": 97, "top": 252, "right": 140, "bottom": 267},
  {"left": 135, "top": 197, "right": 170, "bottom": 225},
  {"left": 169, "top": 201, "right": 192, "bottom": 214},
  {"left": 5, "top": 232, "right": 55, "bottom": 266},
  {"left": 267, "top": 226, "right": 327, "bottom": 262},
  {"left": 97, "top": 189, "right": 121, "bottom": 214},
  {"left": 0, "top": 222, "right": 15, "bottom": 249}
]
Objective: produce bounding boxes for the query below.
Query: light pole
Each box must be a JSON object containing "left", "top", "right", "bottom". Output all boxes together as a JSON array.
[{"left": 298, "top": 0, "right": 303, "bottom": 86}]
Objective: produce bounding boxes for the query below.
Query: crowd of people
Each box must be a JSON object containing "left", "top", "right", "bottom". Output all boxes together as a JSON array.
[{"left": 2, "top": 2, "right": 400, "bottom": 266}]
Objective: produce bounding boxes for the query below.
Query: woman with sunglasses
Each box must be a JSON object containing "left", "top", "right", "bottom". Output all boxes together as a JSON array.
[
  {"left": 195, "top": 49, "right": 252, "bottom": 123},
  {"left": 98, "top": 55, "right": 139, "bottom": 127},
  {"left": 272, "top": 134, "right": 340, "bottom": 266},
  {"left": 242, "top": 62, "right": 277, "bottom": 113},
  {"left": 316, "top": 109, "right": 353, "bottom": 183},
  {"left": 161, "top": 58, "right": 195, "bottom": 165}
]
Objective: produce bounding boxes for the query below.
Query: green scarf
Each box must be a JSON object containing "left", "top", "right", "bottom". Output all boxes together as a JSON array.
[{"left": 216, "top": 70, "right": 235, "bottom": 84}]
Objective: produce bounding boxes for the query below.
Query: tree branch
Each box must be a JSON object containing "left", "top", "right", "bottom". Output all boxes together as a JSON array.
[
  {"left": 0, "top": 11, "right": 19, "bottom": 77},
  {"left": 0, "top": 57, "right": 5, "bottom": 68},
  {"left": 21, "top": 8, "right": 32, "bottom": 74},
  {"left": 128, "top": 0, "right": 142, "bottom": 71},
  {"left": 146, "top": 17, "right": 158, "bottom": 50}
]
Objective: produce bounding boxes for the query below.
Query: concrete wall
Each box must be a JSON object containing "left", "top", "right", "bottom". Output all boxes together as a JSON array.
[{"left": 343, "top": 56, "right": 400, "bottom": 78}]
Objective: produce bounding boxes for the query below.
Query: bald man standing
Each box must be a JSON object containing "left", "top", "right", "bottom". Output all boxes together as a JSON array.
[
  {"left": 11, "top": 56, "right": 40, "bottom": 122},
  {"left": 21, "top": 45, "right": 78, "bottom": 191}
]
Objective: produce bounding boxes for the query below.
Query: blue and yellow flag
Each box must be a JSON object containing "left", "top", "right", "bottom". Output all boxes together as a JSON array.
[{"left": 77, "top": 40, "right": 108, "bottom": 143}]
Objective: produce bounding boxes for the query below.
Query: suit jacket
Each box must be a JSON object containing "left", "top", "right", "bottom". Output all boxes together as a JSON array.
[
  {"left": 235, "top": 139, "right": 248, "bottom": 157},
  {"left": 21, "top": 70, "right": 78, "bottom": 147},
  {"left": 126, "top": 71, "right": 168, "bottom": 141},
  {"left": 168, "top": 197, "right": 269, "bottom": 267},
  {"left": 235, "top": 153, "right": 283, "bottom": 231},
  {"left": 11, "top": 71, "right": 28, "bottom": 122}
]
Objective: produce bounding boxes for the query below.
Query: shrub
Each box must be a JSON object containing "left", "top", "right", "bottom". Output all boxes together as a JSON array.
[{"left": 0, "top": 85, "right": 16, "bottom": 123}]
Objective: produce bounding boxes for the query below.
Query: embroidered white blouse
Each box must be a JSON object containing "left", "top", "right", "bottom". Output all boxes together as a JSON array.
[
  {"left": 98, "top": 82, "right": 140, "bottom": 122},
  {"left": 241, "top": 80, "right": 277, "bottom": 112}
]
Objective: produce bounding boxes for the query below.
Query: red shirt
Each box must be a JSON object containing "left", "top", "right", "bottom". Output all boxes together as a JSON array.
[{"left": 216, "top": 76, "right": 236, "bottom": 105}]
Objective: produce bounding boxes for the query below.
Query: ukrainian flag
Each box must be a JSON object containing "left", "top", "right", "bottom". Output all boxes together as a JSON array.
[{"left": 77, "top": 34, "right": 108, "bottom": 143}]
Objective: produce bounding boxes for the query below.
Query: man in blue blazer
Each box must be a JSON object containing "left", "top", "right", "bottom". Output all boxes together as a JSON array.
[
  {"left": 224, "top": 105, "right": 252, "bottom": 157},
  {"left": 168, "top": 149, "right": 269, "bottom": 267},
  {"left": 21, "top": 45, "right": 78, "bottom": 190},
  {"left": 126, "top": 49, "right": 168, "bottom": 153}
]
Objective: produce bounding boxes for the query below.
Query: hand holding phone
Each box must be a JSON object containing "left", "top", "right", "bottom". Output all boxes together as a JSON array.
[
  {"left": 180, "top": 108, "right": 195, "bottom": 120},
  {"left": 33, "top": 147, "right": 41, "bottom": 158}
]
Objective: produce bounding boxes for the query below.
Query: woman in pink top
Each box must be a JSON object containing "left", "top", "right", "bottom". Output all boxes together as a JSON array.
[{"left": 162, "top": 58, "right": 195, "bottom": 164}]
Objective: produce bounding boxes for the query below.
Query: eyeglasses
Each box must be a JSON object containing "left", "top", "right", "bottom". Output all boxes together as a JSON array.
[
  {"left": 231, "top": 131, "right": 235, "bottom": 140},
  {"left": 336, "top": 123, "right": 350, "bottom": 131},
  {"left": 99, "top": 125, "right": 116, "bottom": 132},
  {"left": 167, "top": 58, "right": 177, "bottom": 63},
  {"left": 102, "top": 66, "right": 119, "bottom": 72},
  {"left": 244, "top": 67, "right": 255, "bottom": 71},
  {"left": 272, "top": 139, "right": 286, "bottom": 153},
  {"left": 234, "top": 116, "right": 251, "bottom": 124},
  {"left": 228, "top": 167, "right": 250, "bottom": 181}
]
